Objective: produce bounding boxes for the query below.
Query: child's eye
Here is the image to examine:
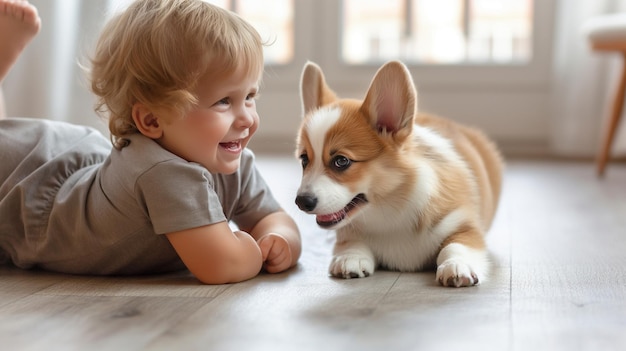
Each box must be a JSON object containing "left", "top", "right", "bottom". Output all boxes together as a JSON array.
[
  {"left": 216, "top": 98, "right": 230, "bottom": 105},
  {"left": 246, "top": 92, "right": 257, "bottom": 101}
]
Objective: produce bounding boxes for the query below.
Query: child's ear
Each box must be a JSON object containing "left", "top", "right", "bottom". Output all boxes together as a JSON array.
[{"left": 132, "top": 102, "right": 163, "bottom": 139}]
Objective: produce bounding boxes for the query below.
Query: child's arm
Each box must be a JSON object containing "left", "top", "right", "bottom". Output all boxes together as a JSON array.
[
  {"left": 248, "top": 211, "right": 301, "bottom": 274},
  {"left": 165, "top": 222, "right": 263, "bottom": 284}
]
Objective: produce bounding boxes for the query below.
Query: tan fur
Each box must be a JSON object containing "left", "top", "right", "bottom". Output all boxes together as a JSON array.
[{"left": 415, "top": 114, "right": 503, "bottom": 230}]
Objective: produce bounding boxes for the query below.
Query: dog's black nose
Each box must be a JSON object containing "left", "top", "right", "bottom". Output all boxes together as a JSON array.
[{"left": 295, "top": 194, "right": 317, "bottom": 212}]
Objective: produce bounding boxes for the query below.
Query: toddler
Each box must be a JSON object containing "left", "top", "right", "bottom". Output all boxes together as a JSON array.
[{"left": 0, "top": 0, "right": 301, "bottom": 284}]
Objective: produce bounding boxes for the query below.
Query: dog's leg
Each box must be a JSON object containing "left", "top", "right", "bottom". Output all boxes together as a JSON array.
[
  {"left": 436, "top": 230, "right": 489, "bottom": 287},
  {"left": 330, "top": 230, "right": 376, "bottom": 278}
]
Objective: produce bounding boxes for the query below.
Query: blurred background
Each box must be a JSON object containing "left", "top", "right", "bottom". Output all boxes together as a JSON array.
[{"left": 4, "top": 0, "right": 626, "bottom": 159}]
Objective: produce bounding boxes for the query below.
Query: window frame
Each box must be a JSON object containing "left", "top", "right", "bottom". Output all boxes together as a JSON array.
[{"left": 265, "top": 0, "right": 556, "bottom": 92}]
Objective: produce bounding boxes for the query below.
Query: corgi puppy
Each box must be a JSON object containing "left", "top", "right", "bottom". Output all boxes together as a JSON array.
[{"left": 294, "top": 61, "right": 503, "bottom": 287}]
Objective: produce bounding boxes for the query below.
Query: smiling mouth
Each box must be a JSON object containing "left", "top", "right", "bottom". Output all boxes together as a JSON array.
[
  {"left": 219, "top": 140, "right": 242, "bottom": 152},
  {"left": 316, "top": 194, "right": 368, "bottom": 228}
]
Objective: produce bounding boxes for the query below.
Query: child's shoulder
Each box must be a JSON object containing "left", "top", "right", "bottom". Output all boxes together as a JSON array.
[{"left": 110, "top": 133, "right": 208, "bottom": 178}]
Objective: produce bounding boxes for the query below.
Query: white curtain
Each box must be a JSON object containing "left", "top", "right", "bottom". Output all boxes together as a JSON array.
[
  {"left": 550, "top": 0, "right": 626, "bottom": 157},
  {"left": 4, "top": 0, "right": 112, "bottom": 135}
]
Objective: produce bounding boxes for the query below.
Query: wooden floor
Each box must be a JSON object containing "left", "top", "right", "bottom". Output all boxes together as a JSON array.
[{"left": 1, "top": 157, "right": 625, "bottom": 351}]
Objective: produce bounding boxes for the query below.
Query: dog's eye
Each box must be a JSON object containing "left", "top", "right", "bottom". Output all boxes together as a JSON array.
[
  {"left": 331, "top": 155, "right": 351, "bottom": 171},
  {"left": 300, "top": 153, "right": 309, "bottom": 169}
]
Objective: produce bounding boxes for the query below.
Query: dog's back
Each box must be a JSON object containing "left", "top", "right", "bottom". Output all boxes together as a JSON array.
[{"left": 416, "top": 113, "right": 503, "bottom": 232}]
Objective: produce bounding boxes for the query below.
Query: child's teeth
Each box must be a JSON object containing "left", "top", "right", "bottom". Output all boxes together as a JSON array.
[{"left": 222, "top": 142, "right": 239, "bottom": 150}]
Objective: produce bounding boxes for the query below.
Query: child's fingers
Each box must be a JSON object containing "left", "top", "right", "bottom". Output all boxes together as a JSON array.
[
  {"left": 266, "top": 243, "right": 291, "bottom": 273},
  {"left": 266, "top": 247, "right": 288, "bottom": 265},
  {"left": 257, "top": 236, "right": 273, "bottom": 261},
  {"left": 265, "top": 241, "right": 286, "bottom": 261},
  {"left": 257, "top": 234, "right": 293, "bottom": 273},
  {"left": 264, "top": 253, "right": 290, "bottom": 273}
]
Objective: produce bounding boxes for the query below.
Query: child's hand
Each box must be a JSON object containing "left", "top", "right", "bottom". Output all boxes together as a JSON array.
[
  {"left": 257, "top": 233, "right": 293, "bottom": 274},
  {"left": 250, "top": 211, "right": 301, "bottom": 274}
]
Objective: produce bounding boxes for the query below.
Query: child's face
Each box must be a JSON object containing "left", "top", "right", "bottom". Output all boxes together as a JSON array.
[{"left": 157, "top": 67, "right": 260, "bottom": 174}]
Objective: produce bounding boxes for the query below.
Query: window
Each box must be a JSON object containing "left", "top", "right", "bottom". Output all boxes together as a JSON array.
[
  {"left": 342, "top": 0, "right": 533, "bottom": 64},
  {"left": 209, "top": 0, "right": 535, "bottom": 67},
  {"left": 111, "top": 1, "right": 538, "bottom": 69}
]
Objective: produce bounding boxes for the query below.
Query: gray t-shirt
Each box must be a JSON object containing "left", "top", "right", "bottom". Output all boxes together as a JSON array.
[{"left": 0, "top": 118, "right": 281, "bottom": 275}]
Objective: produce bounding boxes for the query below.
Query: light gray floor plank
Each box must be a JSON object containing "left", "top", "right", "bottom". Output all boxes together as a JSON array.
[
  {"left": 0, "top": 294, "right": 210, "bottom": 351},
  {"left": 506, "top": 161, "right": 626, "bottom": 351},
  {"left": 0, "top": 269, "right": 67, "bottom": 308},
  {"left": 36, "top": 272, "right": 230, "bottom": 298},
  {"left": 147, "top": 269, "right": 404, "bottom": 351}
]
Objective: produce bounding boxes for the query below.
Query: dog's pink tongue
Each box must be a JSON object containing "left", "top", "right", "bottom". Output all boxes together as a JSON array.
[{"left": 316, "top": 210, "right": 345, "bottom": 223}]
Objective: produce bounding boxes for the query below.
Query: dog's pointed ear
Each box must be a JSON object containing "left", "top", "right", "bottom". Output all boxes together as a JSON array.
[
  {"left": 300, "top": 61, "right": 338, "bottom": 117},
  {"left": 361, "top": 61, "right": 417, "bottom": 138}
]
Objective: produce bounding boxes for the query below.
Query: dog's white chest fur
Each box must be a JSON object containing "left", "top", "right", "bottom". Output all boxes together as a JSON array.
[
  {"left": 348, "top": 210, "right": 438, "bottom": 272},
  {"left": 340, "top": 179, "right": 467, "bottom": 272}
]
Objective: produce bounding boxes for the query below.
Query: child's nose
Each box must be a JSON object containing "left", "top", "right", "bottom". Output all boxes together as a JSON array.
[{"left": 236, "top": 108, "right": 255, "bottom": 128}]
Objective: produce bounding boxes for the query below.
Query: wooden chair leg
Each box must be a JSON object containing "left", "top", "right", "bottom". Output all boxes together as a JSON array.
[{"left": 597, "top": 53, "right": 626, "bottom": 177}]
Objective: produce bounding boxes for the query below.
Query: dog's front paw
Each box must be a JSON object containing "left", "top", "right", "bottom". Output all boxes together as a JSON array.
[
  {"left": 329, "top": 254, "right": 375, "bottom": 279},
  {"left": 436, "top": 259, "right": 480, "bottom": 287}
]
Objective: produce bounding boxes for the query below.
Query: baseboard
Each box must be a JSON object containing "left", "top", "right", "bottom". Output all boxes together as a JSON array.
[{"left": 494, "top": 138, "right": 552, "bottom": 158}]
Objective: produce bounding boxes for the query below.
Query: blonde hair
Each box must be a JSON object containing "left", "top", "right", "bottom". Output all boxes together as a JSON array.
[{"left": 90, "top": 0, "right": 264, "bottom": 148}]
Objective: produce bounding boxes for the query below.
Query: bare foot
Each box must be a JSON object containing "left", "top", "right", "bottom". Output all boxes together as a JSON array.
[{"left": 0, "top": 0, "right": 41, "bottom": 82}]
